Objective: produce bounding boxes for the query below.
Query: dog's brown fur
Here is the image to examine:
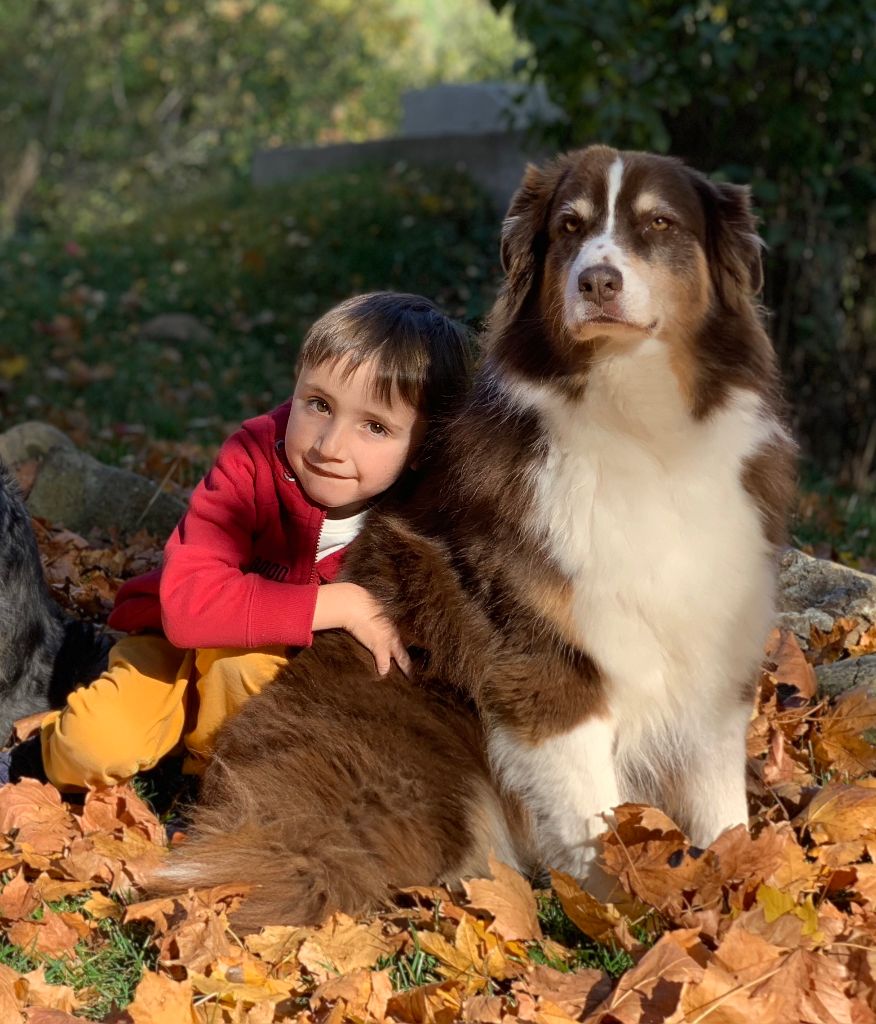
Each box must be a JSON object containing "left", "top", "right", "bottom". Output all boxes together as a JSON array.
[{"left": 155, "top": 146, "right": 796, "bottom": 929}]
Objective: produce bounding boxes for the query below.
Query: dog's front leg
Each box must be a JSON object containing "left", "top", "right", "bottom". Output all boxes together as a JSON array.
[
  {"left": 488, "top": 714, "right": 619, "bottom": 881},
  {"left": 671, "top": 701, "right": 752, "bottom": 849}
]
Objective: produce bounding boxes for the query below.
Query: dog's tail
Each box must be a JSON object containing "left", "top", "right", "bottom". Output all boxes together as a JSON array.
[{"left": 149, "top": 761, "right": 394, "bottom": 930}]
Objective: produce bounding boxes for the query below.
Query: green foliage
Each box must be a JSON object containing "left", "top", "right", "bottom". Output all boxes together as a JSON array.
[
  {"left": 494, "top": 0, "right": 876, "bottom": 481},
  {"left": 0, "top": 0, "right": 523, "bottom": 234},
  {"left": 0, "top": 164, "right": 500, "bottom": 466}
]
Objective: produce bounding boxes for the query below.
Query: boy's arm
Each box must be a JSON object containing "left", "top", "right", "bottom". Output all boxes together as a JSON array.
[{"left": 159, "top": 432, "right": 320, "bottom": 649}]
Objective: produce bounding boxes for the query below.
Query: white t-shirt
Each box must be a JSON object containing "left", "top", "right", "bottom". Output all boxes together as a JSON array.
[{"left": 316, "top": 509, "right": 368, "bottom": 561}]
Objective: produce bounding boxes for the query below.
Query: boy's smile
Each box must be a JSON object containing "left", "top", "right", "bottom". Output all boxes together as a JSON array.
[{"left": 285, "top": 356, "right": 426, "bottom": 518}]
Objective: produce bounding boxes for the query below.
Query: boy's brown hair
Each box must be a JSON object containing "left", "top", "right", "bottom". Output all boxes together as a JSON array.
[{"left": 297, "top": 292, "right": 474, "bottom": 421}]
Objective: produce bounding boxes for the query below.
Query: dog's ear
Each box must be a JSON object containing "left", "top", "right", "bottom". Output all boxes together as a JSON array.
[
  {"left": 500, "top": 160, "right": 564, "bottom": 314},
  {"left": 690, "top": 172, "right": 765, "bottom": 310}
]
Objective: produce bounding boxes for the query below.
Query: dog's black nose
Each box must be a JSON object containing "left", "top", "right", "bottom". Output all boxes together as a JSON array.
[{"left": 578, "top": 264, "right": 623, "bottom": 304}]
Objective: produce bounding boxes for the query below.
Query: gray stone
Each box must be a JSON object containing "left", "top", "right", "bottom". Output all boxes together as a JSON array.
[
  {"left": 253, "top": 129, "right": 552, "bottom": 212},
  {"left": 400, "top": 82, "right": 561, "bottom": 137},
  {"left": 140, "top": 313, "right": 213, "bottom": 345},
  {"left": 26, "top": 446, "right": 185, "bottom": 539},
  {"left": 777, "top": 548, "right": 876, "bottom": 646},
  {"left": 0, "top": 421, "right": 76, "bottom": 468},
  {"left": 816, "top": 655, "right": 876, "bottom": 698}
]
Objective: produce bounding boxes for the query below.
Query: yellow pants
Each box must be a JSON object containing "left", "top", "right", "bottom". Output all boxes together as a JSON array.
[{"left": 40, "top": 634, "right": 288, "bottom": 791}]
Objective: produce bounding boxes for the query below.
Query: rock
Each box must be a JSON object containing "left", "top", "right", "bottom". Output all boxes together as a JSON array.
[
  {"left": 777, "top": 548, "right": 876, "bottom": 646},
  {"left": 816, "top": 655, "right": 876, "bottom": 698},
  {"left": 26, "top": 446, "right": 185, "bottom": 539},
  {"left": 140, "top": 312, "right": 213, "bottom": 345},
  {"left": 0, "top": 421, "right": 76, "bottom": 468}
]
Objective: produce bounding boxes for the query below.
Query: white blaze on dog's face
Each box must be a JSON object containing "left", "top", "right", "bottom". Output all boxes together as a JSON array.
[{"left": 543, "top": 148, "right": 716, "bottom": 346}]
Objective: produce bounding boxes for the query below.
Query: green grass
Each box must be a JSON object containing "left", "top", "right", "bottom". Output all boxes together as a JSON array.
[
  {"left": 0, "top": 162, "right": 501, "bottom": 477},
  {"left": 378, "top": 928, "right": 443, "bottom": 989},
  {"left": 0, "top": 895, "right": 157, "bottom": 1020},
  {"left": 534, "top": 894, "right": 639, "bottom": 978}
]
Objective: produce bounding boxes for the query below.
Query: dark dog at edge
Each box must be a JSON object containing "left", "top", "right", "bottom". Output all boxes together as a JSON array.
[{"left": 0, "top": 465, "right": 110, "bottom": 751}]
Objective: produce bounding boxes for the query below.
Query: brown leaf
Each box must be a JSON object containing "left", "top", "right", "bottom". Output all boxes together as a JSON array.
[
  {"left": 590, "top": 929, "right": 705, "bottom": 1022},
  {"left": 298, "top": 912, "right": 396, "bottom": 984},
  {"left": 0, "top": 962, "right": 27, "bottom": 1022},
  {"left": 600, "top": 803, "right": 724, "bottom": 914},
  {"left": 80, "top": 892, "right": 124, "bottom": 921},
  {"left": 462, "top": 994, "right": 506, "bottom": 1022},
  {"left": 710, "top": 822, "right": 818, "bottom": 903},
  {"left": 6, "top": 909, "right": 91, "bottom": 959},
  {"left": 386, "top": 981, "right": 463, "bottom": 1024},
  {"left": 0, "top": 868, "right": 40, "bottom": 921},
  {"left": 79, "top": 785, "right": 165, "bottom": 846},
  {"left": 797, "top": 783, "right": 876, "bottom": 845},
  {"left": 764, "top": 627, "right": 817, "bottom": 697},
  {"left": 12, "top": 711, "right": 51, "bottom": 743},
  {"left": 310, "top": 967, "right": 392, "bottom": 1022},
  {"left": 244, "top": 924, "right": 311, "bottom": 965},
  {"left": 127, "top": 971, "right": 196, "bottom": 1024},
  {"left": 30, "top": 878, "right": 94, "bottom": 904},
  {"left": 751, "top": 947, "right": 857, "bottom": 1023},
  {"left": 21, "top": 966, "right": 79, "bottom": 1013},
  {"left": 463, "top": 855, "right": 542, "bottom": 941},
  {"left": 549, "top": 870, "right": 638, "bottom": 950},
  {"left": 24, "top": 1010, "right": 89, "bottom": 1023},
  {"left": 511, "top": 963, "right": 610, "bottom": 1020},
  {"left": 812, "top": 687, "right": 876, "bottom": 776},
  {"left": 0, "top": 780, "right": 78, "bottom": 856}
]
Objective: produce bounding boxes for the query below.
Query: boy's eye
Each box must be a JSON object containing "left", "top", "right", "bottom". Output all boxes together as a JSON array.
[
  {"left": 309, "top": 397, "right": 330, "bottom": 413},
  {"left": 366, "top": 421, "right": 387, "bottom": 436}
]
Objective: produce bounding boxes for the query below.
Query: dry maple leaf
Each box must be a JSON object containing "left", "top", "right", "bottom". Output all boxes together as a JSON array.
[
  {"left": 600, "top": 803, "right": 724, "bottom": 916},
  {"left": 749, "top": 947, "right": 857, "bottom": 1024},
  {"left": 20, "top": 967, "right": 80, "bottom": 1014},
  {"left": 6, "top": 908, "right": 91, "bottom": 959},
  {"left": 589, "top": 929, "right": 705, "bottom": 1023},
  {"left": 797, "top": 783, "right": 876, "bottom": 845},
  {"left": 511, "top": 963, "right": 610, "bottom": 1021},
  {"left": 812, "top": 686, "right": 876, "bottom": 776},
  {"left": 0, "top": 962, "right": 28, "bottom": 1022},
  {"left": 127, "top": 970, "right": 197, "bottom": 1024},
  {"left": 309, "top": 967, "right": 393, "bottom": 1023},
  {"left": 78, "top": 785, "right": 166, "bottom": 846},
  {"left": 764, "top": 627, "right": 817, "bottom": 697},
  {"left": 0, "top": 867, "right": 41, "bottom": 921},
  {"left": 385, "top": 980, "right": 463, "bottom": 1024},
  {"left": 0, "top": 780, "right": 78, "bottom": 857},
  {"left": 297, "top": 912, "right": 396, "bottom": 984},
  {"left": 549, "top": 870, "right": 638, "bottom": 950},
  {"left": 463, "top": 854, "right": 542, "bottom": 942}
]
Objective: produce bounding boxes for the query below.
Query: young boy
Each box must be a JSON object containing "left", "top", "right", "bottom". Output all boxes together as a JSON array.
[{"left": 38, "top": 292, "right": 472, "bottom": 790}]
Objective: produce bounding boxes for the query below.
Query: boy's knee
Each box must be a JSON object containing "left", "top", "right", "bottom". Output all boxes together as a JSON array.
[{"left": 42, "top": 700, "right": 175, "bottom": 790}]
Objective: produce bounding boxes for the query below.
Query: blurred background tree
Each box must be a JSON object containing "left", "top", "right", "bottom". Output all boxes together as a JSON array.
[
  {"left": 494, "top": 0, "right": 875, "bottom": 485},
  {"left": 0, "top": 0, "right": 524, "bottom": 232}
]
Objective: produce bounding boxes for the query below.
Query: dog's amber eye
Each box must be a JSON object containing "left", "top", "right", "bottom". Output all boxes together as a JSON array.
[
  {"left": 650, "top": 216, "right": 671, "bottom": 231},
  {"left": 561, "top": 217, "right": 580, "bottom": 234}
]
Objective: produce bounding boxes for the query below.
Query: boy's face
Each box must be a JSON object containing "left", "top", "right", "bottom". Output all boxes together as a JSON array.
[{"left": 285, "top": 357, "right": 426, "bottom": 518}]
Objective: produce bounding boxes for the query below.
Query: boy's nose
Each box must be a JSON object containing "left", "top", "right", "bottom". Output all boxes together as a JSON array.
[{"left": 315, "top": 425, "right": 346, "bottom": 460}]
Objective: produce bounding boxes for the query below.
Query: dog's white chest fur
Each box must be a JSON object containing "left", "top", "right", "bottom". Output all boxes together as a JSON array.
[{"left": 522, "top": 339, "right": 779, "bottom": 727}]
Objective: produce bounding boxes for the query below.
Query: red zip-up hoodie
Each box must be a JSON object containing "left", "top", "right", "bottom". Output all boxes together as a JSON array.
[{"left": 107, "top": 402, "right": 345, "bottom": 649}]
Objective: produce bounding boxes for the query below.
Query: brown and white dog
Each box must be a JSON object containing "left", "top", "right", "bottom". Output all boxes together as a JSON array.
[{"left": 156, "top": 145, "right": 796, "bottom": 928}]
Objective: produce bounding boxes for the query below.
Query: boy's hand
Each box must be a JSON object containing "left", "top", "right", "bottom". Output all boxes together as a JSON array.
[{"left": 313, "top": 583, "right": 412, "bottom": 677}]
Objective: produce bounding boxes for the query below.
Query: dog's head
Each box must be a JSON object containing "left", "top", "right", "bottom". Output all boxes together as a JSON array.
[{"left": 495, "top": 145, "right": 764, "bottom": 380}]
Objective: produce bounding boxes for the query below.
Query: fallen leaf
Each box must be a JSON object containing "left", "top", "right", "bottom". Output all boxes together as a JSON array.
[
  {"left": 0, "top": 962, "right": 27, "bottom": 1022},
  {"left": 463, "top": 855, "right": 542, "bottom": 941},
  {"left": 549, "top": 869, "right": 637, "bottom": 949},
  {"left": 0, "top": 780, "right": 78, "bottom": 856},
  {"left": 298, "top": 912, "right": 396, "bottom": 983},
  {"left": 127, "top": 971, "right": 196, "bottom": 1024},
  {"left": 386, "top": 980, "right": 463, "bottom": 1024},
  {"left": 797, "top": 783, "right": 876, "bottom": 844},
  {"left": 0, "top": 868, "right": 40, "bottom": 921},
  {"left": 21, "top": 966, "right": 79, "bottom": 1013},
  {"left": 6, "top": 909, "right": 90, "bottom": 959},
  {"left": 764, "top": 627, "right": 817, "bottom": 697},
  {"left": 812, "top": 687, "right": 876, "bottom": 776}
]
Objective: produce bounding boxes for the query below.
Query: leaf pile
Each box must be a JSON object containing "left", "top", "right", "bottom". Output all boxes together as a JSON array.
[{"left": 2, "top": 524, "right": 876, "bottom": 1020}]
